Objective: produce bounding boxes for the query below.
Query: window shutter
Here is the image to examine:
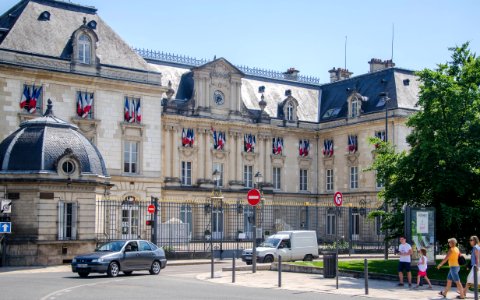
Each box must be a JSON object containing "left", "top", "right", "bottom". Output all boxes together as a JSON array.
[
  {"left": 71, "top": 202, "right": 78, "bottom": 240},
  {"left": 58, "top": 201, "right": 64, "bottom": 240}
]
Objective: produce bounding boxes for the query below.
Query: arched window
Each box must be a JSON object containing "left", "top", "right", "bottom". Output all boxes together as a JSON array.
[
  {"left": 78, "top": 34, "right": 91, "bottom": 64},
  {"left": 287, "top": 102, "right": 294, "bottom": 121},
  {"left": 350, "top": 96, "right": 359, "bottom": 118}
]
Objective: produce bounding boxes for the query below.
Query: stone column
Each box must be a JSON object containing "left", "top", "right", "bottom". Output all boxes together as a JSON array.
[
  {"left": 173, "top": 127, "right": 180, "bottom": 178},
  {"left": 228, "top": 131, "right": 236, "bottom": 184},
  {"left": 236, "top": 133, "right": 242, "bottom": 181},
  {"left": 257, "top": 134, "right": 264, "bottom": 176},
  {"left": 265, "top": 136, "right": 271, "bottom": 184},
  {"left": 164, "top": 126, "right": 172, "bottom": 178},
  {"left": 197, "top": 128, "right": 205, "bottom": 181},
  {"left": 204, "top": 128, "right": 212, "bottom": 179}
]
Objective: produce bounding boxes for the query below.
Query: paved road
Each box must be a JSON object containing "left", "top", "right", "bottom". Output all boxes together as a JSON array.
[{"left": 0, "top": 263, "right": 371, "bottom": 300}]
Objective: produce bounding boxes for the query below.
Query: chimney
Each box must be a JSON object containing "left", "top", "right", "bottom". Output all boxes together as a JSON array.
[
  {"left": 284, "top": 67, "right": 300, "bottom": 81},
  {"left": 368, "top": 58, "right": 395, "bottom": 73},
  {"left": 328, "top": 67, "right": 353, "bottom": 83}
]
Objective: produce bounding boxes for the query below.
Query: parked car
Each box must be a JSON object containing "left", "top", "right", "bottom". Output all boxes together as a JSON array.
[
  {"left": 242, "top": 230, "right": 319, "bottom": 264},
  {"left": 71, "top": 240, "right": 167, "bottom": 278}
]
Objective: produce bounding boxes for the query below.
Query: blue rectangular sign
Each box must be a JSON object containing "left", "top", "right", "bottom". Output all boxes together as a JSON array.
[{"left": 0, "top": 222, "right": 11, "bottom": 233}]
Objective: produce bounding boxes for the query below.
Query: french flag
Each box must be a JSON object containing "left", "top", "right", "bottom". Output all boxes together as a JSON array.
[
  {"left": 276, "top": 138, "right": 283, "bottom": 154},
  {"left": 77, "top": 92, "right": 83, "bottom": 116},
  {"left": 299, "top": 140, "right": 304, "bottom": 156},
  {"left": 187, "top": 129, "right": 194, "bottom": 146},
  {"left": 124, "top": 97, "right": 130, "bottom": 121},
  {"left": 217, "top": 132, "right": 225, "bottom": 150},
  {"left": 135, "top": 100, "right": 141, "bottom": 123},
  {"left": 29, "top": 86, "right": 41, "bottom": 114},
  {"left": 20, "top": 85, "right": 30, "bottom": 109},
  {"left": 212, "top": 129, "right": 218, "bottom": 149},
  {"left": 182, "top": 129, "right": 188, "bottom": 146},
  {"left": 82, "top": 92, "right": 92, "bottom": 118},
  {"left": 129, "top": 99, "right": 136, "bottom": 123}
]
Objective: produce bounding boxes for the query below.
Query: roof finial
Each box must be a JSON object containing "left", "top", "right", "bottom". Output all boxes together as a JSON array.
[
  {"left": 83, "top": 17, "right": 87, "bottom": 25},
  {"left": 44, "top": 99, "right": 54, "bottom": 117}
]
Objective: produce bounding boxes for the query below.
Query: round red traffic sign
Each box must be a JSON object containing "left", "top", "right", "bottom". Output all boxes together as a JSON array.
[
  {"left": 333, "top": 191, "right": 343, "bottom": 207},
  {"left": 147, "top": 204, "right": 156, "bottom": 214},
  {"left": 247, "top": 189, "right": 261, "bottom": 206}
]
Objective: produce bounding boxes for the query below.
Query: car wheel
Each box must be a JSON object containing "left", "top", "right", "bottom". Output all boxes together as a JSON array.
[
  {"left": 123, "top": 271, "right": 133, "bottom": 276},
  {"left": 149, "top": 260, "right": 161, "bottom": 275},
  {"left": 78, "top": 272, "right": 89, "bottom": 278},
  {"left": 263, "top": 255, "right": 274, "bottom": 263},
  {"left": 246, "top": 261, "right": 252, "bottom": 265},
  {"left": 303, "top": 254, "right": 314, "bottom": 261},
  {"left": 107, "top": 261, "right": 120, "bottom": 277}
]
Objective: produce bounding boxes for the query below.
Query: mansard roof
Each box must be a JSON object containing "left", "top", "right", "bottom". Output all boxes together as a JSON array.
[
  {"left": 0, "top": 0, "right": 154, "bottom": 71},
  {"left": 319, "top": 68, "right": 419, "bottom": 122}
]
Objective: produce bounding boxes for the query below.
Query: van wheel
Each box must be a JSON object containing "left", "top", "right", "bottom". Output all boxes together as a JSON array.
[
  {"left": 303, "top": 254, "right": 314, "bottom": 261},
  {"left": 263, "top": 255, "right": 274, "bottom": 263}
]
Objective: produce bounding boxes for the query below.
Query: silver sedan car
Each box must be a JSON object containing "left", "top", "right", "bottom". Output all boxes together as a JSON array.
[{"left": 71, "top": 240, "right": 167, "bottom": 278}]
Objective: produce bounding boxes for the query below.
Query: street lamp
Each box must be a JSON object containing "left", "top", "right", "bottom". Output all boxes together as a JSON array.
[
  {"left": 379, "top": 91, "right": 391, "bottom": 260},
  {"left": 252, "top": 171, "right": 263, "bottom": 273},
  {"left": 210, "top": 169, "right": 221, "bottom": 279}
]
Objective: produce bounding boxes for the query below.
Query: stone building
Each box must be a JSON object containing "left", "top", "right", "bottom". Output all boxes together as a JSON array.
[{"left": 0, "top": 0, "right": 420, "bottom": 264}]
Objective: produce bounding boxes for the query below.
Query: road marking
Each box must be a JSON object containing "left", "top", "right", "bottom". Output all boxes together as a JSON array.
[{"left": 39, "top": 278, "right": 126, "bottom": 300}]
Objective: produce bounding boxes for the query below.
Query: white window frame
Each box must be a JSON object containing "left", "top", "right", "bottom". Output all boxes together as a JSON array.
[
  {"left": 299, "top": 169, "right": 308, "bottom": 191},
  {"left": 326, "top": 169, "right": 334, "bottom": 192},
  {"left": 375, "top": 130, "right": 386, "bottom": 142},
  {"left": 326, "top": 212, "right": 336, "bottom": 235},
  {"left": 273, "top": 167, "right": 281, "bottom": 190},
  {"left": 244, "top": 165, "right": 253, "bottom": 188},
  {"left": 58, "top": 201, "right": 77, "bottom": 240},
  {"left": 181, "top": 161, "right": 192, "bottom": 186},
  {"left": 350, "top": 96, "right": 359, "bottom": 118},
  {"left": 350, "top": 166, "right": 358, "bottom": 189},
  {"left": 213, "top": 162, "right": 224, "bottom": 187},
  {"left": 287, "top": 102, "right": 294, "bottom": 121},
  {"left": 123, "top": 141, "right": 139, "bottom": 174},
  {"left": 78, "top": 34, "right": 91, "bottom": 64}
]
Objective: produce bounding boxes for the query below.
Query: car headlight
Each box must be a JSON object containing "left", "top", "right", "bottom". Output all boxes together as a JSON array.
[
  {"left": 91, "top": 258, "right": 104, "bottom": 263},
  {"left": 72, "top": 258, "right": 77, "bottom": 263}
]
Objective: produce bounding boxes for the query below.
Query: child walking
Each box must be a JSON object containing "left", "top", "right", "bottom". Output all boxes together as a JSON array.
[{"left": 414, "top": 248, "right": 433, "bottom": 289}]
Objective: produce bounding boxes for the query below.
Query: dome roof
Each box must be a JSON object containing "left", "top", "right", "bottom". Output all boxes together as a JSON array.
[{"left": 0, "top": 100, "right": 108, "bottom": 177}]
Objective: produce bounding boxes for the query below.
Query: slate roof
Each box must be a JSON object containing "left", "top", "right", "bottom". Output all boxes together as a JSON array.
[
  {"left": 319, "top": 68, "right": 419, "bottom": 122},
  {"left": 0, "top": 100, "right": 108, "bottom": 177},
  {"left": 0, "top": 0, "right": 154, "bottom": 71}
]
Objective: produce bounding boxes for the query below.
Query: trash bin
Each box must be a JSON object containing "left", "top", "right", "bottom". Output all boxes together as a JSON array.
[{"left": 323, "top": 252, "right": 337, "bottom": 278}]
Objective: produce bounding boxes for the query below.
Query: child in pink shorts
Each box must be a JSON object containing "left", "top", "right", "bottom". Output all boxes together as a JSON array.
[{"left": 414, "top": 248, "right": 433, "bottom": 289}]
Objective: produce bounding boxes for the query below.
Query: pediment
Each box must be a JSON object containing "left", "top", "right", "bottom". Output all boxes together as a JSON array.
[{"left": 193, "top": 58, "right": 244, "bottom": 77}]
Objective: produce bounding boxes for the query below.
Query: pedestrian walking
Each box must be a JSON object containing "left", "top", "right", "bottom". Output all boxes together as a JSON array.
[
  {"left": 398, "top": 236, "right": 413, "bottom": 287},
  {"left": 437, "top": 238, "right": 464, "bottom": 299},
  {"left": 413, "top": 248, "right": 432, "bottom": 289},
  {"left": 461, "top": 235, "right": 480, "bottom": 298}
]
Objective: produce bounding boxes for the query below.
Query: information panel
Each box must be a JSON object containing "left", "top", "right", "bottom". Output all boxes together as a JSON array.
[{"left": 405, "top": 207, "right": 436, "bottom": 265}]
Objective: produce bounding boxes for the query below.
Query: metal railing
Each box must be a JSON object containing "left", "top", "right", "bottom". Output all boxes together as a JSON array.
[{"left": 133, "top": 48, "right": 321, "bottom": 85}]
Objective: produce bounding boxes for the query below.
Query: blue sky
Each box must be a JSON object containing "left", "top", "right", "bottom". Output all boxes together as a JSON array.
[{"left": 1, "top": 0, "right": 478, "bottom": 81}]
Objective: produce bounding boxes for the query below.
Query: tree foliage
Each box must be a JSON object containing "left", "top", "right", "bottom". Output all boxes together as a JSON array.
[{"left": 369, "top": 43, "right": 480, "bottom": 245}]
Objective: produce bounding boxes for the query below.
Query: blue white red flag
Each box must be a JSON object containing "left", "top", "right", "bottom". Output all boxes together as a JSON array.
[
  {"left": 124, "top": 97, "right": 130, "bottom": 121},
  {"left": 20, "top": 85, "right": 29, "bottom": 109}
]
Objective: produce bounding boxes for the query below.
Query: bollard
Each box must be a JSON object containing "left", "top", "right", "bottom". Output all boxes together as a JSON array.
[
  {"left": 232, "top": 252, "right": 236, "bottom": 283},
  {"left": 474, "top": 265, "right": 478, "bottom": 300},
  {"left": 278, "top": 255, "right": 282, "bottom": 288},
  {"left": 364, "top": 258, "right": 369, "bottom": 295}
]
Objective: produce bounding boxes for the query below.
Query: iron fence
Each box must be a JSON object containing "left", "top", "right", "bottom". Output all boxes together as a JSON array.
[{"left": 95, "top": 197, "right": 385, "bottom": 256}]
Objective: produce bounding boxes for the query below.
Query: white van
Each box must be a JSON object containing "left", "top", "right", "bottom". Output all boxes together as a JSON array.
[{"left": 241, "top": 230, "right": 319, "bottom": 264}]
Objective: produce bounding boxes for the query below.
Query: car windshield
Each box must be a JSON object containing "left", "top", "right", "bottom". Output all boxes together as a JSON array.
[
  {"left": 259, "top": 238, "right": 280, "bottom": 248},
  {"left": 96, "top": 241, "right": 126, "bottom": 252}
]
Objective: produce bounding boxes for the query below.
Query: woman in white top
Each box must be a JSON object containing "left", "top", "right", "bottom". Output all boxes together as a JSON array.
[
  {"left": 414, "top": 248, "right": 432, "bottom": 289},
  {"left": 462, "top": 235, "right": 480, "bottom": 298}
]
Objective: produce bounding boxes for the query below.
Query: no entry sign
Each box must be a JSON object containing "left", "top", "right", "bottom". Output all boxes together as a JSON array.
[
  {"left": 147, "top": 204, "right": 156, "bottom": 214},
  {"left": 247, "top": 189, "right": 261, "bottom": 206},
  {"left": 333, "top": 191, "right": 343, "bottom": 207}
]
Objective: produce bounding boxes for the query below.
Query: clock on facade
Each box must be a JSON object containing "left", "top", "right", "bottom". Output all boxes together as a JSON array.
[{"left": 213, "top": 90, "right": 225, "bottom": 106}]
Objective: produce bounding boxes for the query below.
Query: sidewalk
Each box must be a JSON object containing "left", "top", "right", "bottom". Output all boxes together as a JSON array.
[{"left": 198, "top": 270, "right": 458, "bottom": 300}]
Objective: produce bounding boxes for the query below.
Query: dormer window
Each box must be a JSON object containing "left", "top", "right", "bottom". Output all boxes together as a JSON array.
[
  {"left": 287, "top": 102, "right": 294, "bottom": 121},
  {"left": 78, "top": 34, "right": 91, "bottom": 64},
  {"left": 350, "top": 96, "right": 359, "bottom": 118}
]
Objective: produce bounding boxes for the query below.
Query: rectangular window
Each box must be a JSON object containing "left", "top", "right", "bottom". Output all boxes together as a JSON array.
[
  {"left": 375, "top": 216, "right": 383, "bottom": 236},
  {"left": 181, "top": 161, "right": 192, "bottom": 186},
  {"left": 376, "top": 172, "right": 385, "bottom": 189},
  {"left": 273, "top": 167, "right": 281, "bottom": 190},
  {"left": 326, "top": 169, "right": 334, "bottom": 192},
  {"left": 244, "top": 165, "right": 253, "bottom": 188},
  {"left": 58, "top": 201, "right": 77, "bottom": 240},
  {"left": 326, "top": 212, "right": 336, "bottom": 235},
  {"left": 123, "top": 141, "right": 138, "bottom": 174},
  {"left": 375, "top": 130, "right": 386, "bottom": 142},
  {"left": 350, "top": 166, "right": 358, "bottom": 189},
  {"left": 299, "top": 169, "right": 308, "bottom": 191},
  {"left": 20, "top": 84, "right": 43, "bottom": 114},
  {"left": 213, "top": 162, "right": 224, "bottom": 187},
  {"left": 76, "top": 91, "right": 94, "bottom": 119}
]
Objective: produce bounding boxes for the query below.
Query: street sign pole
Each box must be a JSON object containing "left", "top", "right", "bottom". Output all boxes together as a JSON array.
[
  {"left": 333, "top": 191, "right": 342, "bottom": 290},
  {"left": 252, "top": 205, "right": 257, "bottom": 273}
]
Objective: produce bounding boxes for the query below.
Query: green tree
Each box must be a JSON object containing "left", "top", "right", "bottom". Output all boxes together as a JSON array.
[{"left": 369, "top": 43, "right": 480, "bottom": 245}]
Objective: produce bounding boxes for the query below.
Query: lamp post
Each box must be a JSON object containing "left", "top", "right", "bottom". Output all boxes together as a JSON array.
[
  {"left": 210, "top": 169, "right": 221, "bottom": 279},
  {"left": 252, "top": 171, "right": 263, "bottom": 273},
  {"left": 379, "top": 91, "right": 391, "bottom": 260}
]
